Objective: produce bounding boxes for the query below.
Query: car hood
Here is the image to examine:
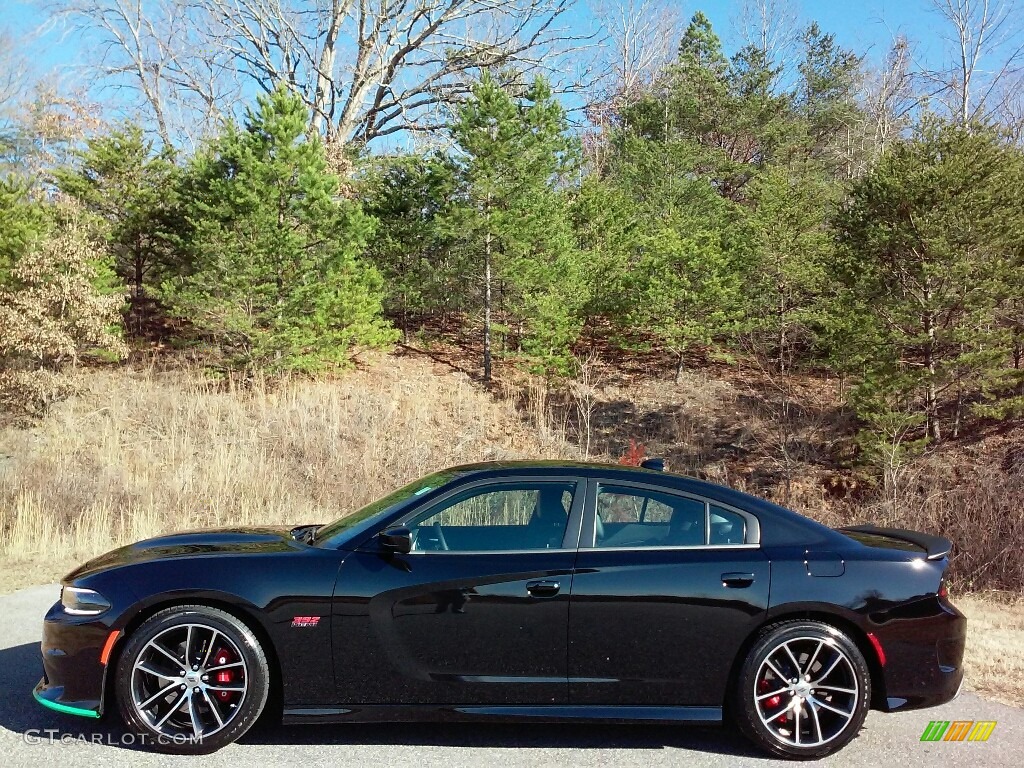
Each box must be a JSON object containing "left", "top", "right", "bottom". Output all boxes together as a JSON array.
[{"left": 64, "top": 526, "right": 303, "bottom": 581}]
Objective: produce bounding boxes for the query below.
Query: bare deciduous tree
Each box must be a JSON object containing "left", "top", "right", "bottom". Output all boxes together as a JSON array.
[
  {"left": 0, "top": 30, "right": 29, "bottom": 112},
  {"left": 926, "top": 0, "right": 1024, "bottom": 124},
  {"left": 52, "top": 0, "right": 592, "bottom": 147},
  {"left": 47, "top": 0, "right": 244, "bottom": 148},
  {"left": 731, "top": 0, "right": 800, "bottom": 77},
  {"left": 864, "top": 35, "right": 919, "bottom": 157},
  {"left": 582, "top": 0, "right": 680, "bottom": 171},
  {"left": 590, "top": 0, "right": 681, "bottom": 101}
]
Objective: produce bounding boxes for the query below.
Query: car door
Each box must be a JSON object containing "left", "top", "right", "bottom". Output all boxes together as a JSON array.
[
  {"left": 567, "top": 479, "right": 770, "bottom": 708},
  {"left": 331, "top": 476, "right": 584, "bottom": 706}
]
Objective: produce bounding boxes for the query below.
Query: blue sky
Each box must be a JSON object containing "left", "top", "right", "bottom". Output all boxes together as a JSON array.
[
  {"left": 1, "top": 0, "right": 947, "bottom": 73},
  {"left": 0, "top": 0, "right": 955, "bottom": 127}
]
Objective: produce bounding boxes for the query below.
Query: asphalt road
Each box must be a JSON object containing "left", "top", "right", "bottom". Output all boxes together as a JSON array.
[{"left": 1, "top": 584, "right": 1021, "bottom": 767}]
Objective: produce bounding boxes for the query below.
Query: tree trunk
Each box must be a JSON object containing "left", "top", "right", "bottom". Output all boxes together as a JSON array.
[
  {"left": 674, "top": 350, "right": 684, "bottom": 383},
  {"left": 923, "top": 281, "right": 940, "bottom": 441},
  {"left": 311, "top": 0, "right": 342, "bottom": 136},
  {"left": 134, "top": 247, "right": 145, "bottom": 338},
  {"left": 483, "top": 228, "right": 492, "bottom": 383}
]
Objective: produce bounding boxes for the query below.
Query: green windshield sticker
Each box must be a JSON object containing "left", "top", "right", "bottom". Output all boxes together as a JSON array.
[{"left": 414, "top": 486, "right": 432, "bottom": 496}]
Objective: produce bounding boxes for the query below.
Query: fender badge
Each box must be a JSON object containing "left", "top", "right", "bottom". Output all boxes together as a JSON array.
[{"left": 291, "top": 616, "right": 321, "bottom": 628}]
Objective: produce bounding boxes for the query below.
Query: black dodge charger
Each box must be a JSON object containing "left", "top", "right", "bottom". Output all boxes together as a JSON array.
[{"left": 34, "top": 460, "right": 966, "bottom": 758}]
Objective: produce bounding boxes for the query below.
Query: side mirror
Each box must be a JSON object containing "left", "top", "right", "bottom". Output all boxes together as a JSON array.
[{"left": 379, "top": 527, "right": 413, "bottom": 554}]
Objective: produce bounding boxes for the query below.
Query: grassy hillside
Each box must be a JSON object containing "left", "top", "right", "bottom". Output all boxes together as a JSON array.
[{"left": 0, "top": 353, "right": 573, "bottom": 586}]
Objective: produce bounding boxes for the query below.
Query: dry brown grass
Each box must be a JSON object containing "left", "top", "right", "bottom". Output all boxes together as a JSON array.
[
  {"left": 0, "top": 353, "right": 574, "bottom": 590},
  {"left": 956, "top": 593, "right": 1024, "bottom": 706}
]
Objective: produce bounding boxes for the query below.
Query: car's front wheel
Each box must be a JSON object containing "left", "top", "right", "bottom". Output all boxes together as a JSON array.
[
  {"left": 734, "top": 620, "right": 871, "bottom": 759},
  {"left": 115, "top": 605, "right": 270, "bottom": 754}
]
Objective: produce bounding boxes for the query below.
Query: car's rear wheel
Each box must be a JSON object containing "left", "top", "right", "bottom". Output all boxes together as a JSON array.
[
  {"left": 734, "top": 621, "right": 871, "bottom": 759},
  {"left": 115, "top": 605, "right": 270, "bottom": 754}
]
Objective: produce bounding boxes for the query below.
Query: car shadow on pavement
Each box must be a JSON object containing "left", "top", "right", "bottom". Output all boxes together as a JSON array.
[
  {"left": 240, "top": 720, "right": 763, "bottom": 757},
  {"left": 0, "top": 642, "right": 56, "bottom": 734},
  {"left": 1, "top": 641, "right": 759, "bottom": 757}
]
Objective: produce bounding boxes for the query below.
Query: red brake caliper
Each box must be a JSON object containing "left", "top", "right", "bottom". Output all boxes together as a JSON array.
[
  {"left": 211, "top": 646, "right": 239, "bottom": 703},
  {"left": 758, "top": 676, "right": 785, "bottom": 721}
]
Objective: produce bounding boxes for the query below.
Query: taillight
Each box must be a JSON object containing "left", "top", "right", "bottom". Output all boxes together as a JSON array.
[{"left": 938, "top": 580, "right": 949, "bottom": 600}]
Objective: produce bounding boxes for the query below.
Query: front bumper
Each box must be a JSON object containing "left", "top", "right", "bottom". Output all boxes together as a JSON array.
[
  {"left": 34, "top": 599, "right": 115, "bottom": 719},
  {"left": 33, "top": 678, "right": 101, "bottom": 719},
  {"left": 875, "top": 597, "right": 967, "bottom": 712}
]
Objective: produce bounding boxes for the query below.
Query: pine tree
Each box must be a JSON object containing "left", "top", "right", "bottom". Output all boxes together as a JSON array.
[
  {"left": 164, "top": 87, "right": 395, "bottom": 372},
  {"left": 796, "top": 23, "right": 866, "bottom": 177},
  {"left": 743, "top": 164, "right": 838, "bottom": 375},
  {"left": 446, "top": 74, "right": 582, "bottom": 380},
  {"left": 832, "top": 119, "right": 1024, "bottom": 442},
  {"left": 0, "top": 178, "right": 47, "bottom": 284},
  {"left": 606, "top": 136, "right": 744, "bottom": 380},
  {"left": 55, "top": 124, "right": 180, "bottom": 336},
  {"left": 360, "top": 153, "right": 460, "bottom": 338}
]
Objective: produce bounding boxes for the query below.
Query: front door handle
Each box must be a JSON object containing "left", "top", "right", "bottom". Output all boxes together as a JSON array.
[
  {"left": 526, "top": 580, "right": 561, "bottom": 597},
  {"left": 721, "top": 572, "right": 755, "bottom": 588}
]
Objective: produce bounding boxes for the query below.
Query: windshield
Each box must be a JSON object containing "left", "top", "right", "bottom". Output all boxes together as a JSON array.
[{"left": 312, "top": 469, "right": 461, "bottom": 547}]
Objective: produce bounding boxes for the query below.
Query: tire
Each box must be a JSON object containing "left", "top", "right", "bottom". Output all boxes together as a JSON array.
[
  {"left": 115, "top": 604, "right": 270, "bottom": 754},
  {"left": 733, "top": 620, "right": 871, "bottom": 760}
]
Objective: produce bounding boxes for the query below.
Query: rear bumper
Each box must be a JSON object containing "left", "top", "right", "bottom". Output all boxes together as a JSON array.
[
  {"left": 875, "top": 598, "right": 967, "bottom": 712},
  {"left": 34, "top": 600, "right": 112, "bottom": 719}
]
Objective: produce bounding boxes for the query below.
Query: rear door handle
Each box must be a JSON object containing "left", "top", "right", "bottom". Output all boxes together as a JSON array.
[
  {"left": 721, "top": 572, "right": 755, "bottom": 588},
  {"left": 526, "top": 580, "right": 561, "bottom": 597}
]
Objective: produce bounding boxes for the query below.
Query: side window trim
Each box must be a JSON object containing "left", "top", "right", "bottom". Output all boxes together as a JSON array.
[
  {"left": 396, "top": 475, "right": 587, "bottom": 554},
  {"left": 581, "top": 478, "right": 761, "bottom": 549}
]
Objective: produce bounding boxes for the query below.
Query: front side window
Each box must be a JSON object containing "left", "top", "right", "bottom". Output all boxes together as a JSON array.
[
  {"left": 594, "top": 485, "right": 749, "bottom": 548},
  {"left": 407, "top": 482, "right": 576, "bottom": 552}
]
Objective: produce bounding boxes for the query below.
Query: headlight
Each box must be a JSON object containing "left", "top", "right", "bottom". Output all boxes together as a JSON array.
[{"left": 61, "top": 586, "right": 111, "bottom": 616}]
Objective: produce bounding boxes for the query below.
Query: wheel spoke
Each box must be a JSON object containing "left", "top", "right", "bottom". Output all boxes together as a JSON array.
[
  {"left": 808, "top": 699, "right": 824, "bottom": 745},
  {"left": 148, "top": 641, "right": 186, "bottom": 669},
  {"left": 815, "top": 684, "right": 857, "bottom": 695},
  {"left": 185, "top": 625, "right": 194, "bottom": 668},
  {"left": 794, "top": 702, "right": 801, "bottom": 745},
  {"left": 205, "top": 660, "right": 244, "bottom": 672},
  {"left": 200, "top": 628, "right": 220, "bottom": 669},
  {"left": 764, "top": 700, "right": 795, "bottom": 723},
  {"left": 135, "top": 664, "right": 179, "bottom": 681},
  {"left": 139, "top": 682, "right": 179, "bottom": 710},
  {"left": 188, "top": 694, "right": 202, "bottom": 738},
  {"left": 782, "top": 642, "right": 803, "bottom": 679},
  {"left": 201, "top": 690, "right": 225, "bottom": 728},
  {"left": 808, "top": 694, "right": 853, "bottom": 718},
  {"left": 207, "top": 683, "right": 245, "bottom": 692},
  {"left": 153, "top": 690, "right": 186, "bottom": 729},
  {"left": 765, "top": 658, "right": 789, "bottom": 682},
  {"left": 805, "top": 640, "right": 824, "bottom": 677},
  {"left": 756, "top": 687, "right": 788, "bottom": 701},
  {"left": 813, "top": 651, "right": 843, "bottom": 684}
]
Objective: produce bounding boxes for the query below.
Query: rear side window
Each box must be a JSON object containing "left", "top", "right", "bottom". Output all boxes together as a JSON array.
[
  {"left": 709, "top": 505, "right": 746, "bottom": 545},
  {"left": 593, "top": 485, "right": 752, "bottom": 548}
]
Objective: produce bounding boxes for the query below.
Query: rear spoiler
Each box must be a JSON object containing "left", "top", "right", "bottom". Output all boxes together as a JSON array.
[{"left": 838, "top": 524, "right": 952, "bottom": 560}]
